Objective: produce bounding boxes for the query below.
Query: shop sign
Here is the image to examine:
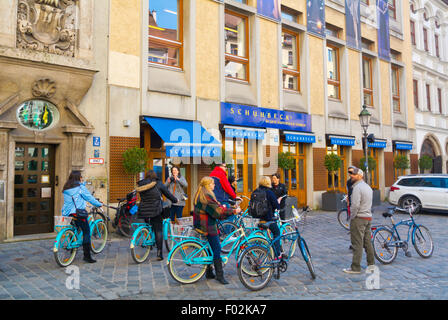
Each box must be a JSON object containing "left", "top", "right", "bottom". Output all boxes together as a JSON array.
[{"left": 221, "top": 102, "right": 311, "bottom": 132}]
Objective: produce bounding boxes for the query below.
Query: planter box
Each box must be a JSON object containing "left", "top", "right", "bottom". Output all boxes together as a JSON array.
[{"left": 321, "top": 192, "right": 345, "bottom": 211}]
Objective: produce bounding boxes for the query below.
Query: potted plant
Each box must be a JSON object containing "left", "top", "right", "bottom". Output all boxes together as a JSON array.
[
  {"left": 122, "top": 147, "right": 148, "bottom": 185},
  {"left": 393, "top": 154, "right": 410, "bottom": 175},
  {"left": 359, "top": 156, "right": 381, "bottom": 206},
  {"left": 418, "top": 155, "right": 433, "bottom": 173},
  {"left": 321, "top": 153, "right": 344, "bottom": 211},
  {"left": 278, "top": 151, "right": 295, "bottom": 171}
]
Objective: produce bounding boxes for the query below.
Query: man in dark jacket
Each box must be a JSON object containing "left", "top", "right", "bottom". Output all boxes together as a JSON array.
[
  {"left": 136, "top": 170, "right": 178, "bottom": 260},
  {"left": 271, "top": 173, "right": 288, "bottom": 219},
  {"left": 210, "top": 164, "right": 236, "bottom": 205}
]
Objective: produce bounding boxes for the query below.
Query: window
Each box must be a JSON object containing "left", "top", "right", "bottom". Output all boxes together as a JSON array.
[
  {"left": 438, "top": 88, "right": 442, "bottom": 114},
  {"left": 362, "top": 57, "right": 373, "bottom": 107},
  {"left": 413, "top": 79, "right": 419, "bottom": 109},
  {"left": 410, "top": 3, "right": 416, "bottom": 14},
  {"left": 391, "top": 66, "right": 400, "bottom": 112},
  {"left": 426, "top": 84, "right": 431, "bottom": 112},
  {"left": 421, "top": 178, "right": 444, "bottom": 188},
  {"left": 388, "top": 0, "right": 396, "bottom": 20},
  {"left": 149, "top": 0, "right": 183, "bottom": 68},
  {"left": 281, "top": 6, "right": 299, "bottom": 23},
  {"left": 410, "top": 20, "right": 416, "bottom": 45},
  {"left": 435, "top": 34, "right": 440, "bottom": 58},
  {"left": 361, "top": 0, "right": 369, "bottom": 5},
  {"left": 225, "top": 10, "right": 249, "bottom": 81},
  {"left": 282, "top": 30, "right": 300, "bottom": 91},
  {"left": 361, "top": 38, "right": 374, "bottom": 51},
  {"left": 327, "top": 45, "right": 340, "bottom": 100},
  {"left": 397, "top": 178, "right": 423, "bottom": 187},
  {"left": 16, "top": 100, "right": 59, "bottom": 131},
  {"left": 325, "top": 23, "right": 340, "bottom": 38},
  {"left": 423, "top": 28, "right": 429, "bottom": 52}
]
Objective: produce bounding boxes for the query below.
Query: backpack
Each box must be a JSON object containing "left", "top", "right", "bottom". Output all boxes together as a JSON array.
[{"left": 249, "top": 188, "right": 271, "bottom": 219}]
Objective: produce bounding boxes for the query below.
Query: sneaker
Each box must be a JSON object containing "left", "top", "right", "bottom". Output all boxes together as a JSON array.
[{"left": 343, "top": 268, "right": 361, "bottom": 274}]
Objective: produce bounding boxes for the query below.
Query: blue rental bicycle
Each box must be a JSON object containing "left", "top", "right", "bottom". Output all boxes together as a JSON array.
[
  {"left": 372, "top": 205, "right": 434, "bottom": 264},
  {"left": 236, "top": 208, "right": 315, "bottom": 291},
  {"left": 53, "top": 207, "right": 108, "bottom": 267},
  {"left": 166, "top": 225, "right": 272, "bottom": 285}
]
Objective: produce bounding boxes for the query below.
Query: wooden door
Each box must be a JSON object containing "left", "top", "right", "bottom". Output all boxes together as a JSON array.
[
  {"left": 280, "top": 141, "right": 307, "bottom": 207},
  {"left": 14, "top": 144, "right": 55, "bottom": 235}
]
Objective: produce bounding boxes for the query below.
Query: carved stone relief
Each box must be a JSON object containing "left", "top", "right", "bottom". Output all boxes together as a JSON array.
[
  {"left": 17, "top": 0, "right": 79, "bottom": 57},
  {"left": 32, "top": 78, "right": 56, "bottom": 98}
]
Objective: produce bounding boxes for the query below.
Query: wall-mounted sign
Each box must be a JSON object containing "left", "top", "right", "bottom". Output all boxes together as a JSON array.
[
  {"left": 94, "top": 149, "right": 100, "bottom": 158},
  {"left": 89, "top": 158, "right": 104, "bottom": 165},
  {"left": 221, "top": 102, "right": 312, "bottom": 132},
  {"left": 93, "top": 136, "right": 101, "bottom": 147},
  {"left": 41, "top": 187, "right": 51, "bottom": 198}
]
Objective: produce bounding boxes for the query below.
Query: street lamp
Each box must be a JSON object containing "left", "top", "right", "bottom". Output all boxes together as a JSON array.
[{"left": 359, "top": 105, "right": 371, "bottom": 184}]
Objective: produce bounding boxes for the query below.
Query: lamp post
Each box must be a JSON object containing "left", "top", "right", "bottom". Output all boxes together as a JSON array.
[{"left": 359, "top": 105, "right": 372, "bottom": 184}]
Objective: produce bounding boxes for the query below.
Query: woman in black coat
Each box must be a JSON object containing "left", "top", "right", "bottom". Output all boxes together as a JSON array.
[{"left": 136, "top": 170, "right": 178, "bottom": 261}]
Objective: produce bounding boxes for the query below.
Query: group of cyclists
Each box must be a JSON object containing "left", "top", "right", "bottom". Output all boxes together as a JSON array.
[{"left": 60, "top": 163, "right": 292, "bottom": 285}]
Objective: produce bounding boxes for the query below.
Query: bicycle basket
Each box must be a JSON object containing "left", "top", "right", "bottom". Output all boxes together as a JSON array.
[
  {"left": 54, "top": 216, "right": 73, "bottom": 232},
  {"left": 242, "top": 217, "right": 260, "bottom": 228},
  {"left": 176, "top": 216, "right": 193, "bottom": 226},
  {"left": 172, "top": 224, "right": 194, "bottom": 237}
]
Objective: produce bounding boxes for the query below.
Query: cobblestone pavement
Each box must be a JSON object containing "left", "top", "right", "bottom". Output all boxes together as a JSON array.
[{"left": 1, "top": 205, "right": 447, "bottom": 300}]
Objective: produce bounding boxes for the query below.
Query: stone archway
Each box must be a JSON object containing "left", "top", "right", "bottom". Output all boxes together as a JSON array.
[{"left": 420, "top": 135, "right": 442, "bottom": 173}]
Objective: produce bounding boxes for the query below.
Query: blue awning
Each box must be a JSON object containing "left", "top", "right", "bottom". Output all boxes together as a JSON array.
[
  {"left": 395, "top": 141, "right": 413, "bottom": 150},
  {"left": 368, "top": 139, "right": 387, "bottom": 149},
  {"left": 284, "top": 131, "right": 316, "bottom": 144},
  {"left": 224, "top": 126, "right": 265, "bottom": 140},
  {"left": 144, "top": 117, "right": 222, "bottom": 158},
  {"left": 329, "top": 135, "right": 355, "bottom": 146}
]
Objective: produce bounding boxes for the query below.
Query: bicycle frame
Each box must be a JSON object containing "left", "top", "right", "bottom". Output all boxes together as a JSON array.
[
  {"left": 166, "top": 226, "right": 269, "bottom": 266},
  {"left": 380, "top": 216, "right": 423, "bottom": 248}
]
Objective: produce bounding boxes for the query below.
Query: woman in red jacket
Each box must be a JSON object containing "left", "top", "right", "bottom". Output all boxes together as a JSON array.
[{"left": 209, "top": 164, "right": 236, "bottom": 205}]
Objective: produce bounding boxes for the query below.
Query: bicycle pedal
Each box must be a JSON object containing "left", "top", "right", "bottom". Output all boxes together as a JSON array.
[{"left": 405, "top": 251, "right": 412, "bottom": 257}]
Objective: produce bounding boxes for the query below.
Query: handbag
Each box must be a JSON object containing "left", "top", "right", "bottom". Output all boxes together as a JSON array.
[{"left": 71, "top": 195, "right": 89, "bottom": 219}]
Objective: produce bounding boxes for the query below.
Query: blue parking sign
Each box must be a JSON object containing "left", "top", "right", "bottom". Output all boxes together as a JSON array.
[{"left": 93, "top": 136, "right": 100, "bottom": 147}]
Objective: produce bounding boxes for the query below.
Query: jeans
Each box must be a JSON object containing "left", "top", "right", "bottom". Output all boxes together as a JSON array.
[
  {"left": 74, "top": 218, "right": 91, "bottom": 245},
  {"left": 169, "top": 205, "right": 184, "bottom": 221},
  {"left": 207, "top": 235, "right": 221, "bottom": 261}
]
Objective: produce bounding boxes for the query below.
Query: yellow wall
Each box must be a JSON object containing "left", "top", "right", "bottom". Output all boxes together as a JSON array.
[
  {"left": 196, "top": 0, "right": 220, "bottom": 101},
  {"left": 109, "top": 0, "right": 141, "bottom": 56},
  {"left": 309, "top": 35, "right": 325, "bottom": 116},
  {"left": 109, "top": 0, "right": 141, "bottom": 88},
  {"left": 348, "top": 49, "right": 362, "bottom": 120},
  {"left": 259, "top": 17, "right": 279, "bottom": 109}
]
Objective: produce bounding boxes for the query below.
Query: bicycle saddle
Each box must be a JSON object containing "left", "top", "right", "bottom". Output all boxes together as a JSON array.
[
  {"left": 382, "top": 207, "right": 396, "bottom": 218},
  {"left": 257, "top": 221, "right": 276, "bottom": 230}
]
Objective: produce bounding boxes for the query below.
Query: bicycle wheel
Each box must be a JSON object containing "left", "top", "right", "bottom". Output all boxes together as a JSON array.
[
  {"left": 413, "top": 225, "right": 434, "bottom": 258},
  {"left": 282, "top": 225, "right": 297, "bottom": 257},
  {"left": 372, "top": 227, "right": 398, "bottom": 264},
  {"left": 237, "top": 244, "right": 273, "bottom": 291},
  {"left": 117, "top": 214, "right": 133, "bottom": 238},
  {"left": 298, "top": 238, "right": 316, "bottom": 279},
  {"left": 164, "top": 222, "right": 174, "bottom": 252},
  {"left": 91, "top": 220, "right": 108, "bottom": 254},
  {"left": 131, "top": 227, "right": 153, "bottom": 264},
  {"left": 337, "top": 209, "right": 350, "bottom": 230},
  {"left": 168, "top": 241, "right": 208, "bottom": 284},
  {"left": 219, "top": 221, "right": 238, "bottom": 254},
  {"left": 54, "top": 229, "right": 78, "bottom": 267}
]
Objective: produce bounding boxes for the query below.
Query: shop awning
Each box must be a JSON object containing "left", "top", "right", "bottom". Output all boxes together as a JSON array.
[
  {"left": 144, "top": 117, "right": 222, "bottom": 157},
  {"left": 284, "top": 131, "right": 316, "bottom": 144},
  {"left": 328, "top": 135, "right": 355, "bottom": 146},
  {"left": 367, "top": 139, "right": 387, "bottom": 149},
  {"left": 223, "top": 125, "right": 265, "bottom": 140},
  {"left": 394, "top": 141, "right": 413, "bottom": 150}
]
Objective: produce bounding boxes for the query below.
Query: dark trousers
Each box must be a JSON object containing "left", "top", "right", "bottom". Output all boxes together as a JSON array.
[
  {"left": 145, "top": 215, "right": 163, "bottom": 251},
  {"left": 268, "top": 223, "right": 282, "bottom": 257},
  {"left": 169, "top": 205, "right": 184, "bottom": 220},
  {"left": 207, "top": 235, "right": 221, "bottom": 261},
  {"left": 74, "top": 218, "right": 91, "bottom": 245}
]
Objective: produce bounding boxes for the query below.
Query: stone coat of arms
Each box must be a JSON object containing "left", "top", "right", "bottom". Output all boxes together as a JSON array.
[{"left": 17, "top": 0, "right": 79, "bottom": 57}]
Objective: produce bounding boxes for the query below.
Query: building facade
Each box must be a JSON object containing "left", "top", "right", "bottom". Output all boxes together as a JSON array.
[
  {"left": 0, "top": 0, "right": 422, "bottom": 240},
  {"left": 410, "top": 0, "right": 448, "bottom": 173},
  {"left": 0, "top": 0, "right": 109, "bottom": 241},
  {"left": 108, "top": 0, "right": 417, "bottom": 215}
]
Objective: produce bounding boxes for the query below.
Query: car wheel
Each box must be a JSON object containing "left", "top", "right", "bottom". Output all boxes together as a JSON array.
[{"left": 400, "top": 195, "right": 421, "bottom": 214}]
